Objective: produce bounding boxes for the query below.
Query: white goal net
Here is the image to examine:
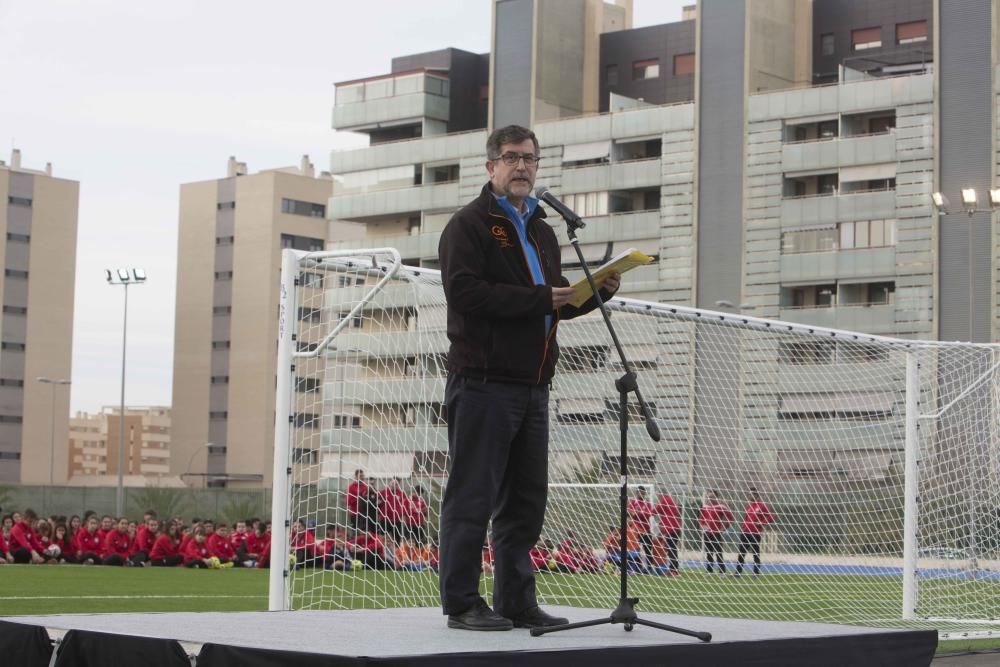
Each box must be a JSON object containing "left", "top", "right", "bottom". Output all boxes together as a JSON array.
[{"left": 270, "top": 248, "right": 1000, "bottom": 636}]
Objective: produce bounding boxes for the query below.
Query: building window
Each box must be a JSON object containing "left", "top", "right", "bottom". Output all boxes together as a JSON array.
[
  {"left": 632, "top": 58, "right": 660, "bottom": 80},
  {"left": 212, "top": 340, "right": 231, "bottom": 350},
  {"left": 333, "top": 414, "right": 362, "bottom": 428},
  {"left": 210, "top": 376, "right": 229, "bottom": 384},
  {"left": 209, "top": 411, "right": 228, "bottom": 420},
  {"left": 5, "top": 233, "right": 29, "bottom": 243},
  {"left": 852, "top": 27, "right": 882, "bottom": 51},
  {"left": 4, "top": 269, "right": 28, "bottom": 279},
  {"left": 293, "top": 448, "right": 318, "bottom": 464},
  {"left": 296, "top": 341, "right": 318, "bottom": 353},
  {"left": 281, "top": 233, "right": 324, "bottom": 252},
  {"left": 1, "top": 342, "right": 25, "bottom": 351},
  {"left": 298, "top": 307, "right": 321, "bottom": 322},
  {"left": 2, "top": 306, "right": 26, "bottom": 315},
  {"left": 7, "top": 196, "right": 31, "bottom": 207},
  {"left": 215, "top": 236, "right": 235, "bottom": 246},
  {"left": 838, "top": 219, "right": 896, "bottom": 249},
  {"left": 896, "top": 20, "right": 927, "bottom": 45},
  {"left": 281, "top": 198, "right": 326, "bottom": 218},
  {"left": 820, "top": 33, "right": 835, "bottom": 56},
  {"left": 214, "top": 271, "right": 233, "bottom": 280},
  {"left": 213, "top": 306, "right": 232, "bottom": 315},
  {"left": 216, "top": 201, "right": 236, "bottom": 210},
  {"left": 0, "top": 378, "right": 24, "bottom": 387},
  {"left": 296, "top": 377, "right": 321, "bottom": 393},
  {"left": 293, "top": 413, "right": 320, "bottom": 428},
  {"left": 673, "top": 53, "right": 695, "bottom": 76},
  {"left": 0, "top": 451, "right": 20, "bottom": 460},
  {"left": 0, "top": 415, "right": 23, "bottom": 424},
  {"left": 606, "top": 64, "right": 618, "bottom": 86}
]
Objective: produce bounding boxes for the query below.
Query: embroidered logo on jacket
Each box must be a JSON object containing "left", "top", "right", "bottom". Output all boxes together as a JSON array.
[{"left": 491, "top": 224, "right": 514, "bottom": 249}]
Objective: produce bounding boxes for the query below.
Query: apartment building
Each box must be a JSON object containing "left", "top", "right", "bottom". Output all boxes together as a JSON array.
[
  {"left": 171, "top": 156, "right": 362, "bottom": 488},
  {"left": 68, "top": 406, "right": 171, "bottom": 480},
  {"left": 0, "top": 149, "right": 78, "bottom": 484},
  {"left": 313, "top": 0, "right": 995, "bottom": 497}
]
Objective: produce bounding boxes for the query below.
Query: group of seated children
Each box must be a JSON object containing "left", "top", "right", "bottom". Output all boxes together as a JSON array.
[
  {"left": 290, "top": 520, "right": 438, "bottom": 572},
  {"left": 0, "top": 508, "right": 273, "bottom": 569}
]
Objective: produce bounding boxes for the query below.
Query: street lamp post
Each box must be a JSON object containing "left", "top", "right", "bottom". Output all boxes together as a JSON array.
[
  {"left": 36, "top": 377, "right": 71, "bottom": 484},
  {"left": 106, "top": 268, "right": 146, "bottom": 517}
]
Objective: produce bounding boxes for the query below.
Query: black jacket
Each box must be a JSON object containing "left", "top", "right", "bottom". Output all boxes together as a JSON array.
[{"left": 438, "top": 183, "right": 607, "bottom": 385}]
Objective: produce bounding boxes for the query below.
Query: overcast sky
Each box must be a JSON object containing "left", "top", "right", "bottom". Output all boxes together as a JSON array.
[{"left": 0, "top": 0, "right": 689, "bottom": 414}]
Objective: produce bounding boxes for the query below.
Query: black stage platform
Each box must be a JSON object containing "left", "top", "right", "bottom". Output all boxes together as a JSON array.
[{"left": 0, "top": 606, "right": 937, "bottom": 666}]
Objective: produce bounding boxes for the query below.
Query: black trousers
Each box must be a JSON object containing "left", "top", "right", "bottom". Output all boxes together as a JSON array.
[
  {"left": 704, "top": 532, "right": 726, "bottom": 573},
  {"left": 663, "top": 532, "right": 679, "bottom": 572},
  {"left": 736, "top": 532, "right": 763, "bottom": 574},
  {"left": 439, "top": 375, "right": 549, "bottom": 617}
]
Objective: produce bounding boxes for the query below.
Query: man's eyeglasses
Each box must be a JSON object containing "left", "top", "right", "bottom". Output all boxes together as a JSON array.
[{"left": 493, "top": 152, "right": 540, "bottom": 167}]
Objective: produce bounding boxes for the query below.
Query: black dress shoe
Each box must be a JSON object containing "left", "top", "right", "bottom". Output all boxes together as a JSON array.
[
  {"left": 447, "top": 598, "right": 514, "bottom": 631},
  {"left": 508, "top": 606, "right": 569, "bottom": 629}
]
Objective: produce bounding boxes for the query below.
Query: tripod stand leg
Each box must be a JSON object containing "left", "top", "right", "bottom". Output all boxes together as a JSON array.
[
  {"left": 530, "top": 617, "right": 613, "bottom": 637},
  {"left": 634, "top": 618, "right": 712, "bottom": 642}
]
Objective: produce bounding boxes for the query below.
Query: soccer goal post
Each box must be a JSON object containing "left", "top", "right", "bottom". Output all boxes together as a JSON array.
[{"left": 271, "top": 248, "right": 1000, "bottom": 636}]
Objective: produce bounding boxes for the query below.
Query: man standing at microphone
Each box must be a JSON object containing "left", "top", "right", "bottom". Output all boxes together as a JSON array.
[{"left": 438, "top": 125, "right": 620, "bottom": 630}]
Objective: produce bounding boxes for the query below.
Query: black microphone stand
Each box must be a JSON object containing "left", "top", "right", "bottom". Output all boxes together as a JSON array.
[{"left": 532, "top": 207, "right": 711, "bottom": 643}]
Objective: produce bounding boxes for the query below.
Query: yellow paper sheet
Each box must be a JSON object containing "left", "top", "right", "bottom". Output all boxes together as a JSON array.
[{"left": 568, "top": 248, "right": 654, "bottom": 307}]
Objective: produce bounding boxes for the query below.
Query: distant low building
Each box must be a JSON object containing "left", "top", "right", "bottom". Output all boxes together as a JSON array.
[{"left": 68, "top": 406, "right": 171, "bottom": 481}]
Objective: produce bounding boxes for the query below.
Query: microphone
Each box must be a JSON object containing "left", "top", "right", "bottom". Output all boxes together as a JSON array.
[{"left": 534, "top": 186, "right": 585, "bottom": 229}]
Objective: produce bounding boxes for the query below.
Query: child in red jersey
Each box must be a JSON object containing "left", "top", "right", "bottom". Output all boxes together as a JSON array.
[
  {"left": 9, "top": 509, "right": 47, "bottom": 564},
  {"left": 404, "top": 485, "right": 429, "bottom": 546},
  {"left": 627, "top": 486, "right": 655, "bottom": 571},
  {"left": 0, "top": 531, "right": 10, "bottom": 564},
  {"left": 132, "top": 515, "right": 159, "bottom": 566},
  {"left": 378, "top": 477, "right": 408, "bottom": 549},
  {"left": 74, "top": 515, "right": 103, "bottom": 565},
  {"left": 348, "top": 528, "right": 386, "bottom": 570},
  {"left": 97, "top": 515, "right": 114, "bottom": 543},
  {"left": 346, "top": 468, "right": 374, "bottom": 531},
  {"left": 208, "top": 523, "right": 237, "bottom": 566},
  {"left": 255, "top": 522, "right": 272, "bottom": 569},
  {"left": 699, "top": 490, "right": 734, "bottom": 575},
  {"left": 230, "top": 520, "right": 249, "bottom": 554},
  {"left": 735, "top": 487, "right": 776, "bottom": 577},
  {"left": 53, "top": 523, "right": 76, "bottom": 564},
  {"left": 102, "top": 517, "right": 135, "bottom": 566},
  {"left": 182, "top": 527, "right": 216, "bottom": 568},
  {"left": 290, "top": 519, "right": 316, "bottom": 568},
  {"left": 150, "top": 521, "right": 184, "bottom": 567},
  {"left": 655, "top": 492, "right": 681, "bottom": 576}
]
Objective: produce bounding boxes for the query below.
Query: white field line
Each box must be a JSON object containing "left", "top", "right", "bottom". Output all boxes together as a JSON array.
[{"left": 0, "top": 594, "right": 265, "bottom": 601}]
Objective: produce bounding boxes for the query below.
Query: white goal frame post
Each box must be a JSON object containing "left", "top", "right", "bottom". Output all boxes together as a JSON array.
[{"left": 270, "top": 247, "right": 1000, "bottom": 635}]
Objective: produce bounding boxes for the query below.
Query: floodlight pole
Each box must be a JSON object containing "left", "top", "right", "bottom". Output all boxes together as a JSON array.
[
  {"left": 116, "top": 281, "right": 129, "bottom": 517},
  {"left": 107, "top": 269, "right": 145, "bottom": 517}
]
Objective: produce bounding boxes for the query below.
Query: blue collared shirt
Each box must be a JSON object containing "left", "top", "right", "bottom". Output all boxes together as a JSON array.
[{"left": 493, "top": 193, "right": 551, "bottom": 334}]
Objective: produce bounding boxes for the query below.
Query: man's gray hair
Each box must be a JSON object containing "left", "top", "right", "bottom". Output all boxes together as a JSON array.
[{"left": 486, "top": 125, "right": 540, "bottom": 160}]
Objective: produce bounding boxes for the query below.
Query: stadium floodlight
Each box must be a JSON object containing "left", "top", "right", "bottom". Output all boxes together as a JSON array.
[
  {"left": 961, "top": 188, "right": 978, "bottom": 216},
  {"left": 105, "top": 268, "right": 147, "bottom": 516},
  {"left": 990, "top": 189, "right": 1000, "bottom": 210},
  {"left": 931, "top": 192, "right": 949, "bottom": 214}
]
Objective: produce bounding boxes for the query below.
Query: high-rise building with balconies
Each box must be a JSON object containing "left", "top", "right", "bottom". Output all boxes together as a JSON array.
[
  {"left": 316, "top": 0, "right": 995, "bottom": 497},
  {"left": 0, "top": 149, "right": 78, "bottom": 484},
  {"left": 172, "top": 156, "right": 363, "bottom": 488}
]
